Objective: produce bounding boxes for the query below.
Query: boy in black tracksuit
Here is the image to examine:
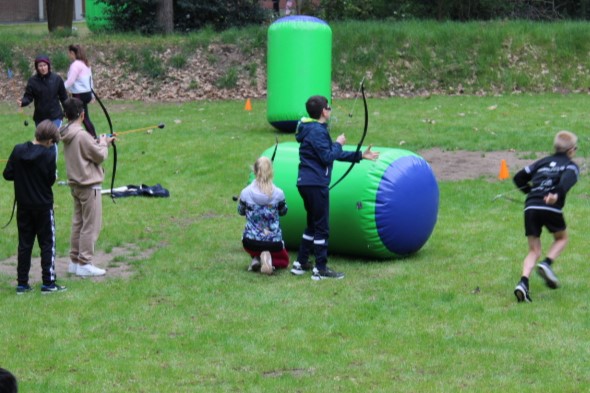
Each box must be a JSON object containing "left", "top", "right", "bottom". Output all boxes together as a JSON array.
[
  {"left": 513, "top": 130, "right": 579, "bottom": 302},
  {"left": 3, "top": 120, "right": 66, "bottom": 294},
  {"left": 290, "top": 95, "right": 379, "bottom": 280}
]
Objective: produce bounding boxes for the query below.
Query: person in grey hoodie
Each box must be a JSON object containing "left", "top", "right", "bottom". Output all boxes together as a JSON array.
[
  {"left": 60, "top": 97, "right": 115, "bottom": 277},
  {"left": 3, "top": 120, "right": 66, "bottom": 294}
]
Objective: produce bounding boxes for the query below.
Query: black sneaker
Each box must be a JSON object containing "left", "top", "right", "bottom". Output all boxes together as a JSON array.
[
  {"left": 514, "top": 282, "right": 532, "bottom": 302},
  {"left": 537, "top": 261, "right": 559, "bottom": 289},
  {"left": 290, "top": 261, "right": 312, "bottom": 276},
  {"left": 312, "top": 267, "right": 345, "bottom": 281},
  {"left": 16, "top": 284, "right": 32, "bottom": 295},
  {"left": 41, "top": 283, "right": 67, "bottom": 294},
  {"left": 248, "top": 257, "right": 261, "bottom": 272}
]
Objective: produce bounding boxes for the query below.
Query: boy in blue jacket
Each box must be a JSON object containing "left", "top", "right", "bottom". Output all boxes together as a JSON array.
[{"left": 291, "top": 95, "right": 379, "bottom": 280}]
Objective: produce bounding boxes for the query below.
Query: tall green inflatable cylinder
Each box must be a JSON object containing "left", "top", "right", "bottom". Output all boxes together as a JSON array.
[{"left": 267, "top": 16, "right": 332, "bottom": 132}]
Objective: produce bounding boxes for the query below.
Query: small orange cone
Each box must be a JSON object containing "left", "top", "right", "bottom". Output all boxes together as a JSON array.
[
  {"left": 498, "top": 159, "right": 510, "bottom": 180},
  {"left": 244, "top": 98, "right": 252, "bottom": 111}
]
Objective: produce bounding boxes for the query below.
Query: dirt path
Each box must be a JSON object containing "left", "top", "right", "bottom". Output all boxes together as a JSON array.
[
  {"left": 0, "top": 243, "right": 159, "bottom": 285},
  {"left": 419, "top": 148, "right": 587, "bottom": 181}
]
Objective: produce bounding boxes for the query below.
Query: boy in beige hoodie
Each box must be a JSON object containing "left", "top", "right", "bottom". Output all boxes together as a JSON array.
[{"left": 60, "top": 97, "right": 115, "bottom": 277}]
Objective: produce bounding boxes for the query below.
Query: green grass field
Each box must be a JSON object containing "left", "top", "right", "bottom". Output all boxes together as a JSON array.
[{"left": 0, "top": 93, "right": 588, "bottom": 392}]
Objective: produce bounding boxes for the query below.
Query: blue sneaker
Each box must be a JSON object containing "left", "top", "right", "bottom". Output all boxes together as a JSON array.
[
  {"left": 41, "top": 283, "right": 67, "bottom": 294},
  {"left": 16, "top": 284, "right": 32, "bottom": 295}
]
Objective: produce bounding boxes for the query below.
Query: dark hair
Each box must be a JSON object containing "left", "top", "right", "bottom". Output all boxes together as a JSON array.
[
  {"left": 305, "top": 95, "right": 329, "bottom": 120},
  {"left": 63, "top": 97, "right": 84, "bottom": 121},
  {"left": 0, "top": 368, "right": 18, "bottom": 393},
  {"left": 35, "top": 120, "right": 60, "bottom": 144},
  {"left": 68, "top": 44, "right": 89, "bottom": 67}
]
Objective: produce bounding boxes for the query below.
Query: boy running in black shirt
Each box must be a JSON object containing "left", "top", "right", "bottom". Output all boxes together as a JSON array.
[{"left": 513, "top": 130, "right": 579, "bottom": 302}]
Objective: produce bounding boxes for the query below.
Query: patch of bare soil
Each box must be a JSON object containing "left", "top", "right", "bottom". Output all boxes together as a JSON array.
[
  {"left": 418, "top": 148, "right": 587, "bottom": 181},
  {"left": 0, "top": 243, "right": 159, "bottom": 285}
]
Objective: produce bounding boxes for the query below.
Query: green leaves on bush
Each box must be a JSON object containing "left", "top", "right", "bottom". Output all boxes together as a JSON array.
[{"left": 97, "top": 0, "right": 266, "bottom": 34}]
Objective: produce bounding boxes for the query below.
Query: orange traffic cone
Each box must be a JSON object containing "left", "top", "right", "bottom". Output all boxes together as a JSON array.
[
  {"left": 498, "top": 159, "right": 510, "bottom": 180},
  {"left": 244, "top": 98, "right": 252, "bottom": 111}
]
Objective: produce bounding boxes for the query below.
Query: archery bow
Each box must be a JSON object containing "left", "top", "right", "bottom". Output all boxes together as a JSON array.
[
  {"left": 329, "top": 79, "right": 369, "bottom": 191},
  {"left": 270, "top": 135, "right": 279, "bottom": 162},
  {"left": 91, "top": 86, "right": 117, "bottom": 202}
]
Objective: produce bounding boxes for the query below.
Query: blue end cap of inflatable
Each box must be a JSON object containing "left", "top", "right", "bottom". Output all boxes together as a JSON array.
[
  {"left": 273, "top": 15, "right": 328, "bottom": 25},
  {"left": 375, "top": 156, "right": 439, "bottom": 255}
]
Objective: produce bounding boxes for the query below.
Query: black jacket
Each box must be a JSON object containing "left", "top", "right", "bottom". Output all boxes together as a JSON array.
[
  {"left": 21, "top": 71, "right": 68, "bottom": 124},
  {"left": 513, "top": 152, "right": 579, "bottom": 212},
  {"left": 3, "top": 142, "right": 56, "bottom": 210}
]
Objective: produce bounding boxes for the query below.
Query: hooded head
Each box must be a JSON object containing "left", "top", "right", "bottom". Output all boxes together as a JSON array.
[{"left": 34, "top": 55, "right": 51, "bottom": 74}]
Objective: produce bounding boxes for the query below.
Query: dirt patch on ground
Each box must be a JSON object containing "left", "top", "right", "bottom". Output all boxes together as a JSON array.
[
  {"left": 418, "top": 148, "right": 587, "bottom": 181},
  {"left": 0, "top": 243, "right": 159, "bottom": 285}
]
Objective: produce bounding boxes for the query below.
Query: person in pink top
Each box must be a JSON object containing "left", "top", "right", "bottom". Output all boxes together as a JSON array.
[{"left": 65, "top": 44, "right": 96, "bottom": 137}]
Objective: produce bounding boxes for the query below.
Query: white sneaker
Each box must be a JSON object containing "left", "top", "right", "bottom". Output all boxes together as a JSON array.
[
  {"left": 260, "top": 251, "right": 273, "bottom": 275},
  {"left": 76, "top": 263, "right": 106, "bottom": 277},
  {"left": 537, "top": 261, "right": 559, "bottom": 289},
  {"left": 68, "top": 262, "right": 79, "bottom": 274}
]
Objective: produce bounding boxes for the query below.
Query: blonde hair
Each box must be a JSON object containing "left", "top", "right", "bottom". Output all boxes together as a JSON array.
[
  {"left": 554, "top": 130, "right": 577, "bottom": 153},
  {"left": 254, "top": 156, "right": 274, "bottom": 197}
]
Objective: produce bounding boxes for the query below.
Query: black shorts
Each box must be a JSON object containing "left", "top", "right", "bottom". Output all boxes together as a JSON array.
[{"left": 524, "top": 208, "right": 566, "bottom": 237}]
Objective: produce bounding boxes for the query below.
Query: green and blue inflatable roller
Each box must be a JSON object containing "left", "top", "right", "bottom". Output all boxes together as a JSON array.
[
  {"left": 267, "top": 16, "right": 332, "bottom": 132},
  {"left": 257, "top": 142, "right": 439, "bottom": 259}
]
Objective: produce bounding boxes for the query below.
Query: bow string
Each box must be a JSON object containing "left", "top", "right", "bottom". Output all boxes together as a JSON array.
[
  {"left": 329, "top": 79, "right": 368, "bottom": 190},
  {"left": 91, "top": 86, "right": 117, "bottom": 203},
  {"left": 270, "top": 135, "right": 279, "bottom": 162}
]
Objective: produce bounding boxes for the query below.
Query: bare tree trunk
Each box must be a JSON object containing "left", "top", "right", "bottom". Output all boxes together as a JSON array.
[
  {"left": 46, "top": 0, "right": 74, "bottom": 32},
  {"left": 157, "top": 0, "right": 174, "bottom": 34},
  {"left": 436, "top": 0, "right": 445, "bottom": 20}
]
